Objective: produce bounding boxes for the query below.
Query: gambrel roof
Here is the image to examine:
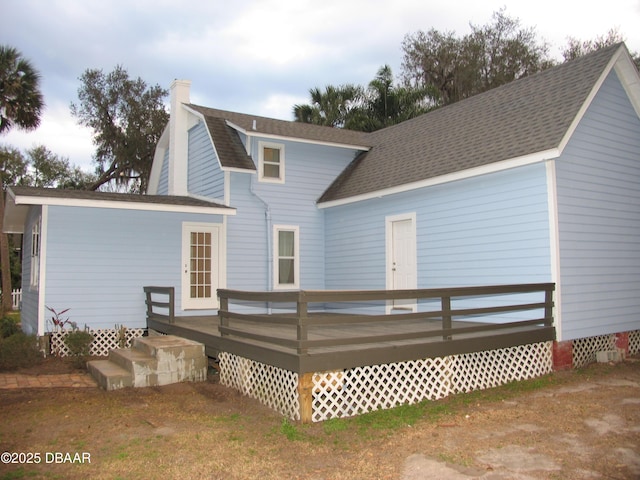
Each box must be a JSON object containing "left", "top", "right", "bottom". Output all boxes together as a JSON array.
[{"left": 187, "top": 104, "right": 371, "bottom": 171}]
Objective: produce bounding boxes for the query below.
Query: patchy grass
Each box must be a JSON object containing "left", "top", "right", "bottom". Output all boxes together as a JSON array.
[{"left": 0, "top": 361, "right": 637, "bottom": 479}]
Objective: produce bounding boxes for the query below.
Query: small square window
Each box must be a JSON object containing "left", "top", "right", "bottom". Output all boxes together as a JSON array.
[{"left": 259, "top": 142, "right": 285, "bottom": 183}]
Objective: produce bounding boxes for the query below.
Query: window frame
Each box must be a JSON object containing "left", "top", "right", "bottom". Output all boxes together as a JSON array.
[
  {"left": 30, "top": 218, "right": 41, "bottom": 288},
  {"left": 258, "top": 141, "right": 285, "bottom": 183},
  {"left": 273, "top": 225, "right": 299, "bottom": 290}
]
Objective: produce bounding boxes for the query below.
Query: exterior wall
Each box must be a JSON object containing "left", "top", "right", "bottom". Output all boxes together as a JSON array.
[
  {"left": 324, "top": 162, "right": 552, "bottom": 291},
  {"left": 188, "top": 121, "right": 225, "bottom": 200},
  {"left": 39, "top": 205, "right": 224, "bottom": 331},
  {"left": 555, "top": 70, "right": 640, "bottom": 340},
  {"left": 156, "top": 149, "right": 169, "bottom": 195},
  {"left": 19, "top": 206, "right": 42, "bottom": 334},
  {"left": 226, "top": 139, "right": 358, "bottom": 292}
]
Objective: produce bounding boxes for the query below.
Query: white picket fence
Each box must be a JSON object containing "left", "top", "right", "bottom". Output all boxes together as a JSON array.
[{"left": 0, "top": 289, "right": 22, "bottom": 310}]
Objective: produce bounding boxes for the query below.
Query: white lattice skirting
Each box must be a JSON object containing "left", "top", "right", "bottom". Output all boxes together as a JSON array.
[
  {"left": 219, "top": 341, "right": 553, "bottom": 422},
  {"left": 50, "top": 328, "right": 145, "bottom": 357},
  {"left": 573, "top": 330, "right": 640, "bottom": 368}
]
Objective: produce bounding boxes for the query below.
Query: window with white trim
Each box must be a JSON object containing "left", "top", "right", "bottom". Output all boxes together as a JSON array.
[
  {"left": 274, "top": 225, "right": 299, "bottom": 289},
  {"left": 259, "top": 142, "right": 285, "bottom": 183},
  {"left": 30, "top": 219, "right": 40, "bottom": 287}
]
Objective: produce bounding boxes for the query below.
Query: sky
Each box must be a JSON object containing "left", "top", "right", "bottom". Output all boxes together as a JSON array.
[{"left": 2, "top": 0, "right": 640, "bottom": 172}]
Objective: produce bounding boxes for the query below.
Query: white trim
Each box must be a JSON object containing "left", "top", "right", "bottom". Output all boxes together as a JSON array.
[
  {"left": 181, "top": 222, "right": 223, "bottom": 310},
  {"left": 318, "top": 148, "right": 560, "bottom": 209},
  {"left": 273, "top": 225, "right": 300, "bottom": 290},
  {"left": 545, "top": 160, "right": 562, "bottom": 341},
  {"left": 385, "top": 213, "right": 417, "bottom": 313},
  {"left": 613, "top": 47, "right": 640, "bottom": 119},
  {"left": 37, "top": 205, "right": 48, "bottom": 336},
  {"left": 10, "top": 193, "right": 235, "bottom": 216},
  {"left": 29, "top": 218, "right": 40, "bottom": 288},
  {"left": 258, "top": 141, "right": 285, "bottom": 183},
  {"left": 227, "top": 120, "right": 370, "bottom": 152},
  {"left": 557, "top": 47, "right": 621, "bottom": 154}
]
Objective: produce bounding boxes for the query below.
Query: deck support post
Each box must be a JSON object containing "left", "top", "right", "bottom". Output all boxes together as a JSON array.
[
  {"left": 442, "top": 296, "right": 452, "bottom": 341},
  {"left": 298, "top": 372, "right": 314, "bottom": 424},
  {"left": 297, "top": 293, "right": 308, "bottom": 355},
  {"left": 219, "top": 295, "right": 229, "bottom": 337}
]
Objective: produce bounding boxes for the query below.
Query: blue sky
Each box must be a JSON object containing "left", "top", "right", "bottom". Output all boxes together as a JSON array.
[{"left": 2, "top": 0, "right": 640, "bottom": 172}]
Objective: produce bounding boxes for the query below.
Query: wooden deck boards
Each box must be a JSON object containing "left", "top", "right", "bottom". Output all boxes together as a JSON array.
[{"left": 148, "top": 313, "right": 555, "bottom": 373}]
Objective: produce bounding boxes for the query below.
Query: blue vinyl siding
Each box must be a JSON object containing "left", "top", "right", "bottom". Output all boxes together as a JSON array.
[
  {"left": 555, "top": 70, "right": 640, "bottom": 340},
  {"left": 157, "top": 149, "right": 169, "bottom": 195},
  {"left": 325, "top": 163, "right": 552, "bottom": 293},
  {"left": 188, "top": 121, "right": 225, "bottom": 199},
  {"left": 41, "top": 206, "right": 224, "bottom": 330},
  {"left": 227, "top": 139, "right": 357, "bottom": 292}
]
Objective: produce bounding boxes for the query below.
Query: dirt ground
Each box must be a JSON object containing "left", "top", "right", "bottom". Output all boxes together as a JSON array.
[{"left": 0, "top": 356, "right": 639, "bottom": 480}]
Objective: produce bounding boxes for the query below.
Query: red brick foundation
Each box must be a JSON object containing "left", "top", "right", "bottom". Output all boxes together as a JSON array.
[
  {"left": 615, "top": 332, "right": 629, "bottom": 355},
  {"left": 552, "top": 340, "right": 573, "bottom": 371}
]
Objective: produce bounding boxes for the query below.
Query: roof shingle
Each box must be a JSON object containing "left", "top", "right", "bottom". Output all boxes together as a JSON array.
[{"left": 319, "top": 43, "right": 623, "bottom": 202}]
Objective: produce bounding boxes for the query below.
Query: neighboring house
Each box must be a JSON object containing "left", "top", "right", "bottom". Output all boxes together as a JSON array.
[{"left": 5, "top": 43, "right": 640, "bottom": 361}]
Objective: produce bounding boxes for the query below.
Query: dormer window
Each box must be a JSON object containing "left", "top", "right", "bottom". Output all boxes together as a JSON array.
[{"left": 259, "top": 142, "right": 285, "bottom": 183}]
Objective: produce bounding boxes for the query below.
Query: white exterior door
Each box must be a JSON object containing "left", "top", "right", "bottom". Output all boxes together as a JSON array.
[
  {"left": 182, "top": 222, "right": 220, "bottom": 309},
  {"left": 387, "top": 214, "right": 417, "bottom": 311}
]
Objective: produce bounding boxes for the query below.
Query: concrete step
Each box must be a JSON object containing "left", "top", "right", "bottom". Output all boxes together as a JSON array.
[
  {"left": 88, "top": 335, "right": 208, "bottom": 390},
  {"left": 133, "top": 336, "right": 208, "bottom": 383},
  {"left": 87, "top": 359, "right": 133, "bottom": 391},
  {"left": 133, "top": 336, "right": 206, "bottom": 362},
  {"left": 109, "top": 348, "right": 158, "bottom": 388}
]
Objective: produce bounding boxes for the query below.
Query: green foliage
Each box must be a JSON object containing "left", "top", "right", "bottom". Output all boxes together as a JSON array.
[
  {"left": 293, "top": 66, "right": 431, "bottom": 132},
  {"left": 279, "top": 418, "right": 305, "bottom": 441},
  {"left": 0, "top": 315, "right": 19, "bottom": 338},
  {"left": 63, "top": 328, "right": 94, "bottom": 367},
  {"left": 70, "top": 65, "right": 169, "bottom": 193},
  {"left": 0, "top": 45, "right": 44, "bottom": 134},
  {"left": 401, "top": 9, "right": 552, "bottom": 107},
  {"left": 0, "top": 332, "right": 42, "bottom": 371}
]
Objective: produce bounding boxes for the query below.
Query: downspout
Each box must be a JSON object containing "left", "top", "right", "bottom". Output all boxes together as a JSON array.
[{"left": 246, "top": 136, "right": 273, "bottom": 313}]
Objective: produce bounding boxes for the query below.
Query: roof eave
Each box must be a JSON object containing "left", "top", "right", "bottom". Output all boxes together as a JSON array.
[
  {"left": 318, "top": 148, "right": 561, "bottom": 209},
  {"left": 3, "top": 188, "right": 236, "bottom": 233}
]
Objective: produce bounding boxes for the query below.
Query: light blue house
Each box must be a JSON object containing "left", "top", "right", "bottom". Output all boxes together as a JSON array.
[{"left": 5, "top": 43, "right": 640, "bottom": 366}]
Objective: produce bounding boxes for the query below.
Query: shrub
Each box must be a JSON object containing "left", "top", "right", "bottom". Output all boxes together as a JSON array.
[
  {"left": 64, "top": 329, "right": 94, "bottom": 367},
  {"left": 0, "top": 316, "right": 19, "bottom": 339},
  {"left": 0, "top": 332, "right": 43, "bottom": 371}
]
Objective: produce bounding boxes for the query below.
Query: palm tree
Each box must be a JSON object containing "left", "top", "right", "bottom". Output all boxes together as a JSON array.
[
  {"left": 0, "top": 46, "right": 44, "bottom": 134},
  {"left": 293, "top": 84, "right": 363, "bottom": 128},
  {"left": 0, "top": 45, "right": 44, "bottom": 313}
]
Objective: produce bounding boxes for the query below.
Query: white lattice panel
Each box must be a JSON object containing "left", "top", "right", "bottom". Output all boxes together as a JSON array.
[
  {"left": 450, "top": 342, "right": 552, "bottom": 393},
  {"left": 573, "top": 334, "right": 616, "bottom": 368},
  {"left": 312, "top": 357, "right": 453, "bottom": 422},
  {"left": 50, "top": 328, "right": 145, "bottom": 357},
  {"left": 311, "top": 342, "right": 552, "bottom": 422},
  {"left": 629, "top": 330, "right": 640, "bottom": 356},
  {"left": 218, "top": 352, "right": 300, "bottom": 420}
]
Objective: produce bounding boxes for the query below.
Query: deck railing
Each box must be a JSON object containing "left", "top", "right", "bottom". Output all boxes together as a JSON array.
[
  {"left": 217, "top": 283, "right": 555, "bottom": 355},
  {"left": 144, "top": 286, "right": 175, "bottom": 324}
]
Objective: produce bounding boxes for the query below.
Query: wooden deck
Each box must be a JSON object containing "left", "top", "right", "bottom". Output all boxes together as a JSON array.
[{"left": 145, "top": 284, "right": 556, "bottom": 374}]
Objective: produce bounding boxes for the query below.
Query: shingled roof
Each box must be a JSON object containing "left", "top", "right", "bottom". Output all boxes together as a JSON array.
[
  {"left": 187, "top": 104, "right": 370, "bottom": 171},
  {"left": 318, "top": 43, "right": 629, "bottom": 203}
]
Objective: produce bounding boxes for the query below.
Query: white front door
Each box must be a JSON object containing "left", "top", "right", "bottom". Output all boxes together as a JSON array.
[
  {"left": 182, "top": 222, "right": 220, "bottom": 309},
  {"left": 387, "top": 214, "right": 417, "bottom": 311}
]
